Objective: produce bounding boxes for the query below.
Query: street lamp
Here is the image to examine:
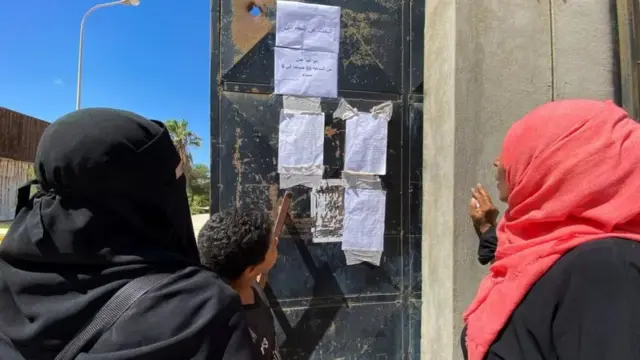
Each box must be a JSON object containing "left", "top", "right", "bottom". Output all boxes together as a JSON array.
[{"left": 75, "top": 0, "right": 140, "bottom": 110}]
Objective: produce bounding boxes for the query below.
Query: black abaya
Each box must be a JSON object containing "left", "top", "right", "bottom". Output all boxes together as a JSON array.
[
  {"left": 0, "top": 108, "right": 253, "bottom": 359},
  {"left": 463, "top": 230, "right": 640, "bottom": 360}
]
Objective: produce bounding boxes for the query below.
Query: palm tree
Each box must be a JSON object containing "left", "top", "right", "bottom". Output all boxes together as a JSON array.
[{"left": 165, "top": 119, "right": 202, "bottom": 180}]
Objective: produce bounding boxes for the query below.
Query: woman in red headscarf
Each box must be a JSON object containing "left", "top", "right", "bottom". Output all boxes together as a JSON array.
[{"left": 461, "top": 99, "right": 640, "bottom": 360}]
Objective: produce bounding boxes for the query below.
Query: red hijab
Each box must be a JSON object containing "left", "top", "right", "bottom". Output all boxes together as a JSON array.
[{"left": 464, "top": 99, "right": 640, "bottom": 360}]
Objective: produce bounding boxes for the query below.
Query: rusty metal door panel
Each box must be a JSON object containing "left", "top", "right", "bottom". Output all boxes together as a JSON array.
[
  {"left": 212, "top": 0, "right": 424, "bottom": 358},
  {"left": 410, "top": 2, "right": 424, "bottom": 93},
  {"left": 277, "top": 302, "right": 404, "bottom": 359},
  {"left": 215, "top": 93, "right": 403, "bottom": 232},
  {"left": 219, "top": 0, "right": 405, "bottom": 93}
]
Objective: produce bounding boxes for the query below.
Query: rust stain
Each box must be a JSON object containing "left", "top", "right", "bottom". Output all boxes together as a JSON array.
[
  {"left": 325, "top": 126, "right": 338, "bottom": 137},
  {"left": 333, "top": 137, "right": 341, "bottom": 158},
  {"left": 231, "top": 0, "right": 275, "bottom": 63},
  {"left": 325, "top": 126, "right": 340, "bottom": 158},
  {"left": 374, "top": 0, "right": 401, "bottom": 10},
  {"left": 341, "top": 10, "right": 388, "bottom": 67},
  {"left": 233, "top": 128, "right": 244, "bottom": 208},
  {"left": 268, "top": 183, "right": 279, "bottom": 220}
]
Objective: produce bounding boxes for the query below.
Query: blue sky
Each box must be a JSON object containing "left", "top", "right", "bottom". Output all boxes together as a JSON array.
[{"left": 0, "top": 0, "right": 211, "bottom": 165}]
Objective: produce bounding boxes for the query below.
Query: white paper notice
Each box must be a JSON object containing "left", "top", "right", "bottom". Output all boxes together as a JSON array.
[
  {"left": 275, "top": 47, "right": 338, "bottom": 98},
  {"left": 278, "top": 110, "right": 325, "bottom": 174},
  {"left": 311, "top": 180, "right": 344, "bottom": 243},
  {"left": 342, "top": 188, "right": 386, "bottom": 252},
  {"left": 344, "top": 112, "right": 389, "bottom": 175},
  {"left": 276, "top": 1, "right": 341, "bottom": 54}
]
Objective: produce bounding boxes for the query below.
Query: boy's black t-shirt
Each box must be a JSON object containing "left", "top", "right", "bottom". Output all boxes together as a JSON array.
[{"left": 244, "top": 285, "right": 280, "bottom": 360}]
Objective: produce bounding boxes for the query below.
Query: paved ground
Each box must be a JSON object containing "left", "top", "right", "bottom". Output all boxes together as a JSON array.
[
  {"left": 0, "top": 222, "right": 9, "bottom": 241},
  {"left": 192, "top": 214, "right": 210, "bottom": 238}
]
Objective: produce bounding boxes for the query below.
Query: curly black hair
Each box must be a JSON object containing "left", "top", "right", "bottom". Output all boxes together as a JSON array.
[{"left": 197, "top": 208, "right": 273, "bottom": 280}]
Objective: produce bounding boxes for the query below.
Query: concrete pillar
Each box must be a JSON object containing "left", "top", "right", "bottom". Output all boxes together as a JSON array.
[
  {"left": 552, "top": 0, "right": 618, "bottom": 100},
  {"left": 421, "top": 0, "right": 617, "bottom": 359}
]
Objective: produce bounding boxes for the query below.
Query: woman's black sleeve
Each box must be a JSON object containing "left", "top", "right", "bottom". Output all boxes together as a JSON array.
[
  {"left": 460, "top": 325, "right": 468, "bottom": 360},
  {"left": 477, "top": 226, "right": 497, "bottom": 265}
]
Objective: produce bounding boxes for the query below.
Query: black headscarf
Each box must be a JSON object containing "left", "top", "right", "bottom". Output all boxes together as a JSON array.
[
  {"left": 4, "top": 108, "right": 199, "bottom": 265},
  {"left": 0, "top": 109, "right": 251, "bottom": 359}
]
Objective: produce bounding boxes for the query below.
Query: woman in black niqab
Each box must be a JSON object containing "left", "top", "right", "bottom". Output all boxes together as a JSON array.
[{"left": 0, "top": 108, "right": 253, "bottom": 360}]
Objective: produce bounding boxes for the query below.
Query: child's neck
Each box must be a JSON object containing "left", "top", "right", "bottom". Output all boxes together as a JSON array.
[{"left": 231, "top": 279, "right": 255, "bottom": 305}]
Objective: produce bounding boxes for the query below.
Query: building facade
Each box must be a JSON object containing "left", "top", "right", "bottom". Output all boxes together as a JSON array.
[{"left": 0, "top": 107, "right": 48, "bottom": 221}]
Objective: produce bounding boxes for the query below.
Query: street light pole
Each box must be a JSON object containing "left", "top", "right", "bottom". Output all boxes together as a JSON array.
[{"left": 75, "top": 0, "right": 140, "bottom": 110}]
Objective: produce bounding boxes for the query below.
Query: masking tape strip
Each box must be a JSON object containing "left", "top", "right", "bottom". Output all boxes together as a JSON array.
[
  {"left": 341, "top": 173, "right": 382, "bottom": 190},
  {"left": 370, "top": 101, "right": 393, "bottom": 121},
  {"left": 283, "top": 96, "right": 322, "bottom": 112},
  {"left": 279, "top": 174, "right": 323, "bottom": 189},
  {"left": 343, "top": 250, "right": 383, "bottom": 266},
  {"left": 333, "top": 98, "right": 358, "bottom": 120}
]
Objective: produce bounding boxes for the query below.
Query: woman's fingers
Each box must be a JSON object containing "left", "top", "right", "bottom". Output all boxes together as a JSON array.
[
  {"left": 469, "top": 196, "right": 479, "bottom": 210},
  {"left": 476, "top": 184, "right": 494, "bottom": 206},
  {"left": 477, "top": 184, "right": 488, "bottom": 197},
  {"left": 468, "top": 198, "right": 475, "bottom": 213},
  {"left": 469, "top": 197, "right": 482, "bottom": 220},
  {"left": 470, "top": 184, "right": 499, "bottom": 228},
  {"left": 472, "top": 185, "right": 487, "bottom": 207},
  {"left": 471, "top": 187, "right": 482, "bottom": 200}
]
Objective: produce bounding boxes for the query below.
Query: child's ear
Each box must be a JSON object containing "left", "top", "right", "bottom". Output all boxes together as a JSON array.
[{"left": 243, "top": 265, "right": 260, "bottom": 280}]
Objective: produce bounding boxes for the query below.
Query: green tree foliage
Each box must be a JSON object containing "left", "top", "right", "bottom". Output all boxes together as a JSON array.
[
  {"left": 165, "top": 119, "right": 202, "bottom": 180},
  {"left": 188, "top": 163, "right": 210, "bottom": 214},
  {"left": 164, "top": 119, "right": 209, "bottom": 214}
]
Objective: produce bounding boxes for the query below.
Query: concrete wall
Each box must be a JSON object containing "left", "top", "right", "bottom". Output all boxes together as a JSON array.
[{"left": 421, "top": 1, "right": 619, "bottom": 359}]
